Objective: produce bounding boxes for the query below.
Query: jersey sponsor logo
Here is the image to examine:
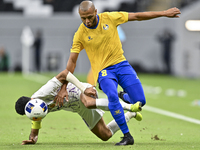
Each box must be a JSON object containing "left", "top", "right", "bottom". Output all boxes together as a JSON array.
[
  {"left": 114, "top": 109, "right": 121, "bottom": 115},
  {"left": 88, "top": 36, "right": 93, "bottom": 41},
  {"left": 103, "top": 24, "right": 109, "bottom": 30}
]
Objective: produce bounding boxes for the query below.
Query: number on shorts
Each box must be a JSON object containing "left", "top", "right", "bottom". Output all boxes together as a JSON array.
[{"left": 101, "top": 70, "right": 107, "bottom": 76}]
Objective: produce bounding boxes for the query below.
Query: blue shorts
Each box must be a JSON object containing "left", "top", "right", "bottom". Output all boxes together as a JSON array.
[{"left": 98, "top": 61, "right": 141, "bottom": 89}]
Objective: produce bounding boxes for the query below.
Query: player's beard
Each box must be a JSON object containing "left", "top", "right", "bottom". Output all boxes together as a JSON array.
[
  {"left": 93, "top": 16, "right": 96, "bottom": 25},
  {"left": 85, "top": 16, "right": 97, "bottom": 28},
  {"left": 91, "top": 16, "right": 97, "bottom": 27}
]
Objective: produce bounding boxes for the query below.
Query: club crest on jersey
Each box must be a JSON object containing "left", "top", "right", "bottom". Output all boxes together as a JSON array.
[
  {"left": 103, "top": 24, "right": 109, "bottom": 30},
  {"left": 88, "top": 36, "right": 93, "bottom": 41}
]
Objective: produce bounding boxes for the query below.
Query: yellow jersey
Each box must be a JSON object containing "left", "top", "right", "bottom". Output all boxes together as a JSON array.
[{"left": 71, "top": 12, "right": 128, "bottom": 85}]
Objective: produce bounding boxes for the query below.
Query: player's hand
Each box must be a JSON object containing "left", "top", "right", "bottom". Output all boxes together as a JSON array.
[
  {"left": 21, "top": 137, "right": 37, "bottom": 145},
  {"left": 164, "top": 7, "right": 181, "bottom": 18},
  {"left": 54, "top": 90, "right": 68, "bottom": 107},
  {"left": 54, "top": 84, "right": 68, "bottom": 107},
  {"left": 84, "top": 86, "right": 97, "bottom": 98}
]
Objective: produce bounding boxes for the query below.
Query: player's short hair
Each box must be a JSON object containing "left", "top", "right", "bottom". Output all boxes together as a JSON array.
[{"left": 15, "top": 96, "right": 31, "bottom": 115}]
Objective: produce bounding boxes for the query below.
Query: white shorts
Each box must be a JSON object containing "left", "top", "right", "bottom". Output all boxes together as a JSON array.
[
  {"left": 78, "top": 101, "right": 104, "bottom": 130},
  {"left": 65, "top": 82, "right": 105, "bottom": 130}
]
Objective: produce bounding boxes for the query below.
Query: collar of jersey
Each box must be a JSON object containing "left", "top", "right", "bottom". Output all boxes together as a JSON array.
[{"left": 84, "top": 15, "right": 99, "bottom": 29}]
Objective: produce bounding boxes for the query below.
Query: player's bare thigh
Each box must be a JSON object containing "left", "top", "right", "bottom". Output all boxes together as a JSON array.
[
  {"left": 91, "top": 117, "right": 112, "bottom": 141},
  {"left": 80, "top": 93, "right": 97, "bottom": 109}
]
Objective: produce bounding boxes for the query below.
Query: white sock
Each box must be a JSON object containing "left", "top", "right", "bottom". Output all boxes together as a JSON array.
[
  {"left": 96, "top": 99, "right": 132, "bottom": 111},
  {"left": 120, "top": 101, "right": 132, "bottom": 111},
  {"left": 107, "top": 112, "right": 136, "bottom": 136},
  {"left": 107, "top": 120, "right": 119, "bottom": 136},
  {"left": 125, "top": 112, "right": 136, "bottom": 122},
  {"left": 96, "top": 98, "right": 109, "bottom": 111}
]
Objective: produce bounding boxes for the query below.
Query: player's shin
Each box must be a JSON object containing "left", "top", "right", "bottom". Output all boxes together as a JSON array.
[
  {"left": 107, "top": 112, "right": 133, "bottom": 136},
  {"left": 109, "top": 103, "right": 129, "bottom": 134}
]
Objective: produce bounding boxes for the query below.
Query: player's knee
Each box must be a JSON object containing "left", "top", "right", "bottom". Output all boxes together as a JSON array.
[
  {"left": 83, "top": 101, "right": 93, "bottom": 109},
  {"left": 100, "top": 137, "right": 109, "bottom": 141},
  {"left": 107, "top": 92, "right": 118, "bottom": 103},
  {"left": 141, "top": 99, "right": 146, "bottom": 106},
  {"left": 136, "top": 94, "right": 146, "bottom": 106},
  {"left": 82, "top": 99, "right": 89, "bottom": 108},
  {"left": 99, "top": 133, "right": 112, "bottom": 141},
  {"left": 80, "top": 94, "right": 92, "bottom": 109},
  {"left": 138, "top": 95, "right": 146, "bottom": 106}
]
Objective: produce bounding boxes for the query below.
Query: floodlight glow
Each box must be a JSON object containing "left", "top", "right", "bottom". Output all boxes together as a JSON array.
[{"left": 185, "top": 20, "right": 200, "bottom": 31}]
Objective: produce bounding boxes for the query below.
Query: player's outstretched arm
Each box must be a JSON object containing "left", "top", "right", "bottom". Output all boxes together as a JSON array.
[
  {"left": 21, "top": 121, "right": 41, "bottom": 145},
  {"left": 65, "top": 53, "right": 96, "bottom": 96},
  {"left": 66, "top": 72, "right": 96, "bottom": 96},
  {"left": 21, "top": 128, "right": 39, "bottom": 145},
  {"left": 55, "top": 70, "right": 96, "bottom": 106},
  {"left": 128, "top": 7, "right": 181, "bottom": 21},
  {"left": 54, "top": 58, "right": 96, "bottom": 106},
  {"left": 66, "top": 53, "right": 78, "bottom": 74}
]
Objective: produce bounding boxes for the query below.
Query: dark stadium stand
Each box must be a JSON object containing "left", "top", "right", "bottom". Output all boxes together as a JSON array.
[
  {"left": 43, "top": 0, "right": 83, "bottom": 12},
  {"left": 0, "top": 0, "right": 199, "bottom": 13},
  {"left": 0, "top": 0, "right": 22, "bottom": 12}
]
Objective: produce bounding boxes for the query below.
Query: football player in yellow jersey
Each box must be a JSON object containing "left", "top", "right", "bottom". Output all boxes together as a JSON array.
[
  {"left": 55, "top": 0, "right": 181, "bottom": 146},
  {"left": 87, "top": 25, "right": 126, "bottom": 85}
]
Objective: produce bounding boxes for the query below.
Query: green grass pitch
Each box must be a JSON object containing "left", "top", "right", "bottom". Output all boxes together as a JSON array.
[{"left": 0, "top": 72, "right": 200, "bottom": 150}]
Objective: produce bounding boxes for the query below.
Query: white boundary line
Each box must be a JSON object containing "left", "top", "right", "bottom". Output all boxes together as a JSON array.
[
  {"left": 143, "top": 105, "right": 200, "bottom": 125},
  {"left": 23, "top": 73, "right": 51, "bottom": 84}
]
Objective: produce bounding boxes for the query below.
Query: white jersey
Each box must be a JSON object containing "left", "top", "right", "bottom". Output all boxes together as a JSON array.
[{"left": 31, "top": 77, "right": 104, "bottom": 130}]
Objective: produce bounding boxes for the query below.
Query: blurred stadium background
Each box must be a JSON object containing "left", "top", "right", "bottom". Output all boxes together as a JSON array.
[
  {"left": 1, "top": 1, "right": 200, "bottom": 149},
  {"left": 0, "top": 0, "right": 200, "bottom": 78}
]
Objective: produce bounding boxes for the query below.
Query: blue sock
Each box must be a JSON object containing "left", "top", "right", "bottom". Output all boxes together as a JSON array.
[
  {"left": 100, "top": 78, "right": 129, "bottom": 134},
  {"left": 123, "top": 93, "right": 132, "bottom": 103},
  {"left": 109, "top": 101, "right": 129, "bottom": 134}
]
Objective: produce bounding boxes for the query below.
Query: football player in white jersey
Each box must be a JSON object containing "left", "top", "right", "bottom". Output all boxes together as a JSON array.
[{"left": 15, "top": 69, "right": 142, "bottom": 145}]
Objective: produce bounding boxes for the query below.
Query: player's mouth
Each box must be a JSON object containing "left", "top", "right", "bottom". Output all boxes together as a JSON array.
[{"left": 86, "top": 24, "right": 91, "bottom": 27}]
